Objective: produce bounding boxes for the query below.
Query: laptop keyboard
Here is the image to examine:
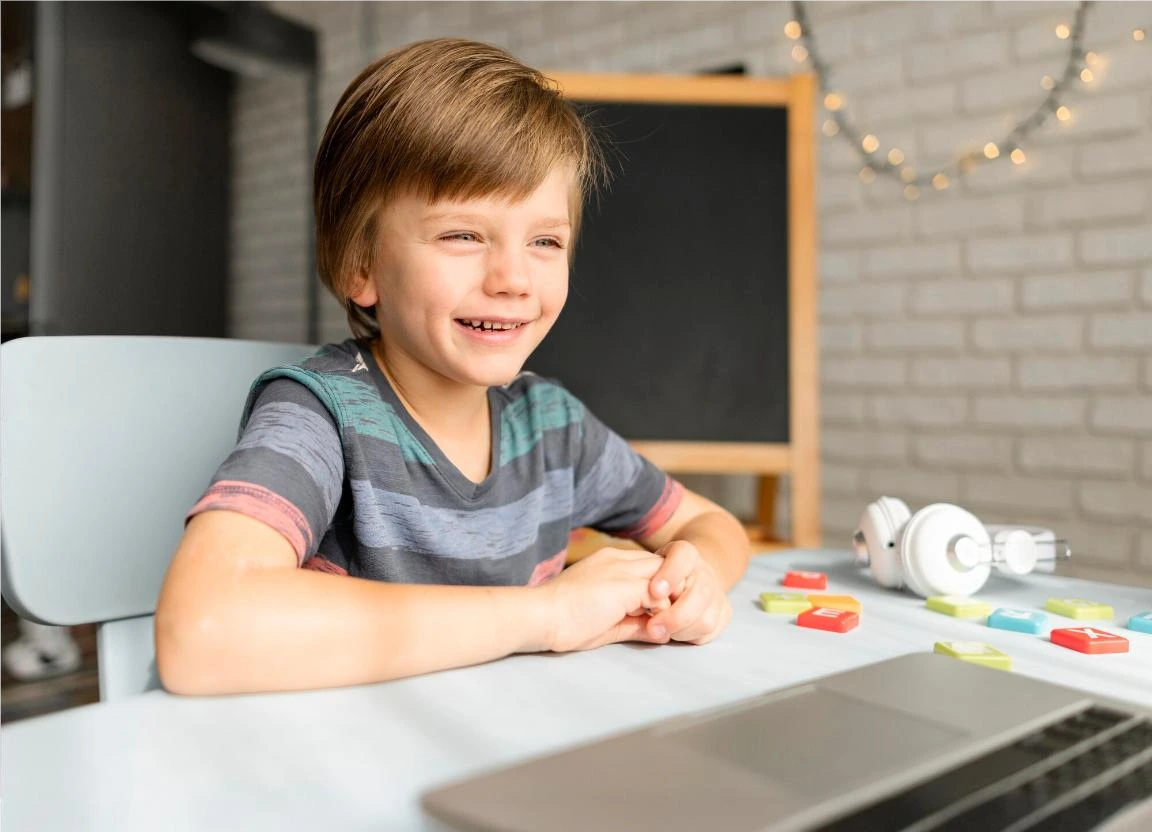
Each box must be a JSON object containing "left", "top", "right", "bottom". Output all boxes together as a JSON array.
[{"left": 816, "top": 706, "right": 1152, "bottom": 832}]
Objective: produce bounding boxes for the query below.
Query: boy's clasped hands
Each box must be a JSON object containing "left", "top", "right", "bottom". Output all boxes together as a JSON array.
[{"left": 543, "top": 540, "right": 732, "bottom": 653}]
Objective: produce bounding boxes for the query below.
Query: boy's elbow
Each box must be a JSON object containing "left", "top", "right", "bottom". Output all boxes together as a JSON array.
[{"left": 154, "top": 602, "right": 227, "bottom": 696}]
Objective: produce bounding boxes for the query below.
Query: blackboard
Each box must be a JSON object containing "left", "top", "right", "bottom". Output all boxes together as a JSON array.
[
  {"left": 526, "top": 101, "right": 790, "bottom": 443},
  {"left": 527, "top": 72, "right": 820, "bottom": 548}
]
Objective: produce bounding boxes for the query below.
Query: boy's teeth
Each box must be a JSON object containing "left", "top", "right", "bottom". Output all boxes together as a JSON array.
[{"left": 462, "top": 319, "right": 521, "bottom": 331}]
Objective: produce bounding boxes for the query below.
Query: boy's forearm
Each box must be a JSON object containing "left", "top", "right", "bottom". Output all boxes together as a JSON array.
[
  {"left": 669, "top": 510, "right": 752, "bottom": 590},
  {"left": 157, "top": 569, "right": 553, "bottom": 696}
]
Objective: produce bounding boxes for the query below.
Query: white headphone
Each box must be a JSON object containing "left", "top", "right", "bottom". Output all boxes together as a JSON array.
[{"left": 852, "top": 497, "right": 1049, "bottom": 598}]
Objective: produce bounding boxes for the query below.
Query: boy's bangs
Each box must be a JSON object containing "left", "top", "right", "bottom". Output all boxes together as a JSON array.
[{"left": 390, "top": 101, "right": 589, "bottom": 208}]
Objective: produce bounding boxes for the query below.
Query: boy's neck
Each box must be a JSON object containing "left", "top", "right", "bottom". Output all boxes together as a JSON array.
[{"left": 369, "top": 339, "right": 490, "bottom": 442}]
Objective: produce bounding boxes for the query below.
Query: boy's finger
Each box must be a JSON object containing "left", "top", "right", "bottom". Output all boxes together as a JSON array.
[
  {"left": 648, "top": 583, "right": 710, "bottom": 639},
  {"left": 611, "top": 615, "right": 667, "bottom": 645},
  {"left": 649, "top": 542, "right": 697, "bottom": 599}
]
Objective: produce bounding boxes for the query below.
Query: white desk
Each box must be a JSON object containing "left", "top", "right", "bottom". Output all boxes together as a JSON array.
[{"left": 3, "top": 549, "right": 1150, "bottom": 831}]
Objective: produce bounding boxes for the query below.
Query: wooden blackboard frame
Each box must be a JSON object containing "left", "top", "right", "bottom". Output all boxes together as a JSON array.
[{"left": 549, "top": 71, "right": 820, "bottom": 551}]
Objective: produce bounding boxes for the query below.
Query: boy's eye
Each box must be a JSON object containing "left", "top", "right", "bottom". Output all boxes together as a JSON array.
[
  {"left": 532, "top": 237, "right": 563, "bottom": 249},
  {"left": 441, "top": 232, "right": 479, "bottom": 243}
]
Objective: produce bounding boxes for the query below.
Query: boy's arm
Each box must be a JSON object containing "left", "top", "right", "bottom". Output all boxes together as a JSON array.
[
  {"left": 625, "top": 487, "right": 751, "bottom": 645},
  {"left": 639, "top": 488, "right": 752, "bottom": 591},
  {"left": 155, "top": 510, "right": 666, "bottom": 695}
]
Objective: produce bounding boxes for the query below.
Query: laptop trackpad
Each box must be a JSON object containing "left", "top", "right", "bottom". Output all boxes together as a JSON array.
[{"left": 662, "top": 688, "right": 966, "bottom": 796}]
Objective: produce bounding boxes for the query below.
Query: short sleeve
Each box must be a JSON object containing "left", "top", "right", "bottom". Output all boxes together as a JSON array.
[
  {"left": 569, "top": 401, "right": 684, "bottom": 541},
  {"left": 186, "top": 378, "right": 344, "bottom": 564}
]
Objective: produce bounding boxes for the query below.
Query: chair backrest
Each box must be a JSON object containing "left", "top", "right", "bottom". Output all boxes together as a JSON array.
[{"left": 1, "top": 336, "right": 316, "bottom": 700}]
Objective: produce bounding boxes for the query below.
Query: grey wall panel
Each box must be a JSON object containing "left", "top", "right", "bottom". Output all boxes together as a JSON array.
[{"left": 32, "top": 1, "right": 231, "bottom": 337}]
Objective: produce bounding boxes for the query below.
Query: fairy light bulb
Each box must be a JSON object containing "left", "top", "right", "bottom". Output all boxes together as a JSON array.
[
  {"left": 792, "top": 45, "right": 809, "bottom": 62},
  {"left": 932, "top": 173, "right": 949, "bottom": 190},
  {"left": 1041, "top": 75, "right": 1055, "bottom": 90},
  {"left": 903, "top": 184, "right": 920, "bottom": 201},
  {"left": 859, "top": 166, "right": 876, "bottom": 184},
  {"left": 1133, "top": 28, "right": 1146, "bottom": 42},
  {"left": 785, "top": 20, "right": 802, "bottom": 39},
  {"left": 1055, "top": 23, "right": 1070, "bottom": 40},
  {"left": 1081, "top": 68, "right": 1094, "bottom": 82},
  {"left": 824, "top": 93, "right": 844, "bottom": 111},
  {"left": 1085, "top": 51, "right": 1099, "bottom": 66},
  {"left": 1056, "top": 105, "right": 1072, "bottom": 121},
  {"left": 887, "top": 148, "right": 904, "bottom": 166},
  {"left": 862, "top": 134, "right": 880, "bottom": 153},
  {"left": 822, "top": 119, "right": 840, "bottom": 137},
  {"left": 1010, "top": 148, "right": 1026, "bottom": 165},
  {"left": 900, "top": 166, "right": 916, "bottom": 183},
  {"left": 984, "top": 142, "right": 1000, "bottom": 159}
]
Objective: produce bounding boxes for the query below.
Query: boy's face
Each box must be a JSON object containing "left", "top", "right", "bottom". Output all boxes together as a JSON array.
[{"left": 353, "top": 165, "right": 572, "bottom": 390}]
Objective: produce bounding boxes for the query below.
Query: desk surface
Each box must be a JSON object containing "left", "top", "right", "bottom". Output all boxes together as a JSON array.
[{"left": 3, "top": 549, "right": 1151, "bottom": 831}]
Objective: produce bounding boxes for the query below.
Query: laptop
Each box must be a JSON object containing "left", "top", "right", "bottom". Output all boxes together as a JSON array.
[{"left": 422, "top": 653, "right": 1152, "bottom": 832}]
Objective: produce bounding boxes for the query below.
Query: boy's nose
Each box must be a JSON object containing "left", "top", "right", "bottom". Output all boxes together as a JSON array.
[{"left": 483, "top": 248, "right": 532, "bottom": 296}]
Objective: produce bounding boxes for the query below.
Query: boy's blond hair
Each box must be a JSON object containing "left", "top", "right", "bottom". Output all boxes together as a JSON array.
[{"left": 314, "top": 38, "right": 603, "bottom": 340}]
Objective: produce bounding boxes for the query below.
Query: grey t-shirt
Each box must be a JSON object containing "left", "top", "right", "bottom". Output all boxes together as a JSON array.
[{"left": 188, "top": 339, "right": 683, "bottom": 585}]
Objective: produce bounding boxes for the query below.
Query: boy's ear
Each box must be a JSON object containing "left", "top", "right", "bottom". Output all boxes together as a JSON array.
[{"left": 348, "top": 270, "right": 379, "bottom": 308}]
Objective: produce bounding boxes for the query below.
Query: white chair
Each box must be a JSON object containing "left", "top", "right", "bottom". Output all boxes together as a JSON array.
[{"left": 1, "top": 336, "right": 315, "bottom": 701}]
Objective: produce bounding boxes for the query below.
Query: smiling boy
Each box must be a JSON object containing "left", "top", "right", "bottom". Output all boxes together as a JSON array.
[{"left": 155, "top": 39, "right": 751, "bottom": 695}]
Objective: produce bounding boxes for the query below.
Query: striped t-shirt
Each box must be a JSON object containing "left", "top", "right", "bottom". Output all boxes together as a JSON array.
[{"left": 188, "top": 338, "right": 683, "bottom": 585}]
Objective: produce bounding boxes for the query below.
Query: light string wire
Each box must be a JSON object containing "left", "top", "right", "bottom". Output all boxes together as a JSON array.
[{"left": 791, "top": 1, "right": 1095, "bottom": 197}]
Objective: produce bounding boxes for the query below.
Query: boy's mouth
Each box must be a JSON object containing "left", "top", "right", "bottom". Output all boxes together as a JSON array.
[{"left": 455, "top": 319, "right": 527, "bottom": 332}]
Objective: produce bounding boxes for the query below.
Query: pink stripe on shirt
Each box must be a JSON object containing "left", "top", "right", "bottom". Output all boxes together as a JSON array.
[
  {"left": 527, "top": 549, "right": 567, "bottom": 586},
  {"left": 619, "top": 477, "right": 685, "bottom": 541},
  {"left": 187, "top": 480, "right": 312, "bottom": 564}
]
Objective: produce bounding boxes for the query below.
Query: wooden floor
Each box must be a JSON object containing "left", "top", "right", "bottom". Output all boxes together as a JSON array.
[{"left": 1, "top": 601, "right": 101, "bottom": 724}]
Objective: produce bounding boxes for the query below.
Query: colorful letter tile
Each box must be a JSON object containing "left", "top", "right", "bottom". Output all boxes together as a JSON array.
[
  {"left": 934, "top": 641, "right": 1012, "bottom": 671},
  {"left": 1128, "top": 612, "right": 1152, "bottom": 635},
  {"left": 988, "top": 608, "right": 1047, "bottom": 635},
  {"left": 760, "top": 592, "right": 813, "bottom": 614},
  {"left": 926, "top": 596, "right": 992, "bottom": 619},
  {"left": 797, "top": 607, "right": 859, "bottom": 633},
  {"left": 1050, "top": 627, "right": 1129, "bottom": 655},
  {"left": 806, "top": 594, "right": 861, "bottom": 613},
  {"left": 1045, "top": 598, "right": 1114, "bottom": 620},
  {"left": 782, "top": 570, "right": 827, "bottom": 590}
]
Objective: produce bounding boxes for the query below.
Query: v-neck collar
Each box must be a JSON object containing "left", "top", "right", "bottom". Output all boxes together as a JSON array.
[{"left": 357, "top": 339, "right": 502, "bottom": 502}]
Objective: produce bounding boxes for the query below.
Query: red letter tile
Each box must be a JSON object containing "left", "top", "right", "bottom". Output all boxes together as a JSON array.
[
  {"left": 782, "top": 570, "right": 828, "bottom": 590},
  {"left": 797, "top": 607, "right": 858, "bottom": 633},
  {"left": 1050, "top": 627, "right": 1129, "bottom": 654}
]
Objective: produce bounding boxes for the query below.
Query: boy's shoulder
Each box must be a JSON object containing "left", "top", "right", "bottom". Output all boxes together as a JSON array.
[
  {"left": 296, "top": 339, "right": 372, "bottom": 378},
  {"left": 497, "top": 371, "right": 587, "bottom": 425}
]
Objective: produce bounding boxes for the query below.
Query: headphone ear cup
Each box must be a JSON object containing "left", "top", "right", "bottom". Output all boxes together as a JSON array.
[
  {"left": 856, "top": 497, "right": 911, "bottom": 589},
  {"left": 899, "top": 503, "right": 992, "bottom": 598}
]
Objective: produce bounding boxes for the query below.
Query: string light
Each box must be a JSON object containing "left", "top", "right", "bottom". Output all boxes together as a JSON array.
[
  {"left": 1134, "top": 28, "right": 1146, "bottom": 42},
  {"left": 791, "top": 0, "right": 1097, "bottom": 195},
  {"left": 791, "top": 44, "right": 809, "bottom": 62}
]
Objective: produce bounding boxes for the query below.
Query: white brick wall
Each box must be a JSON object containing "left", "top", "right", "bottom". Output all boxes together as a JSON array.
[{"left": 232, "top": 1, "right": 1152, "bottom": 585}]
